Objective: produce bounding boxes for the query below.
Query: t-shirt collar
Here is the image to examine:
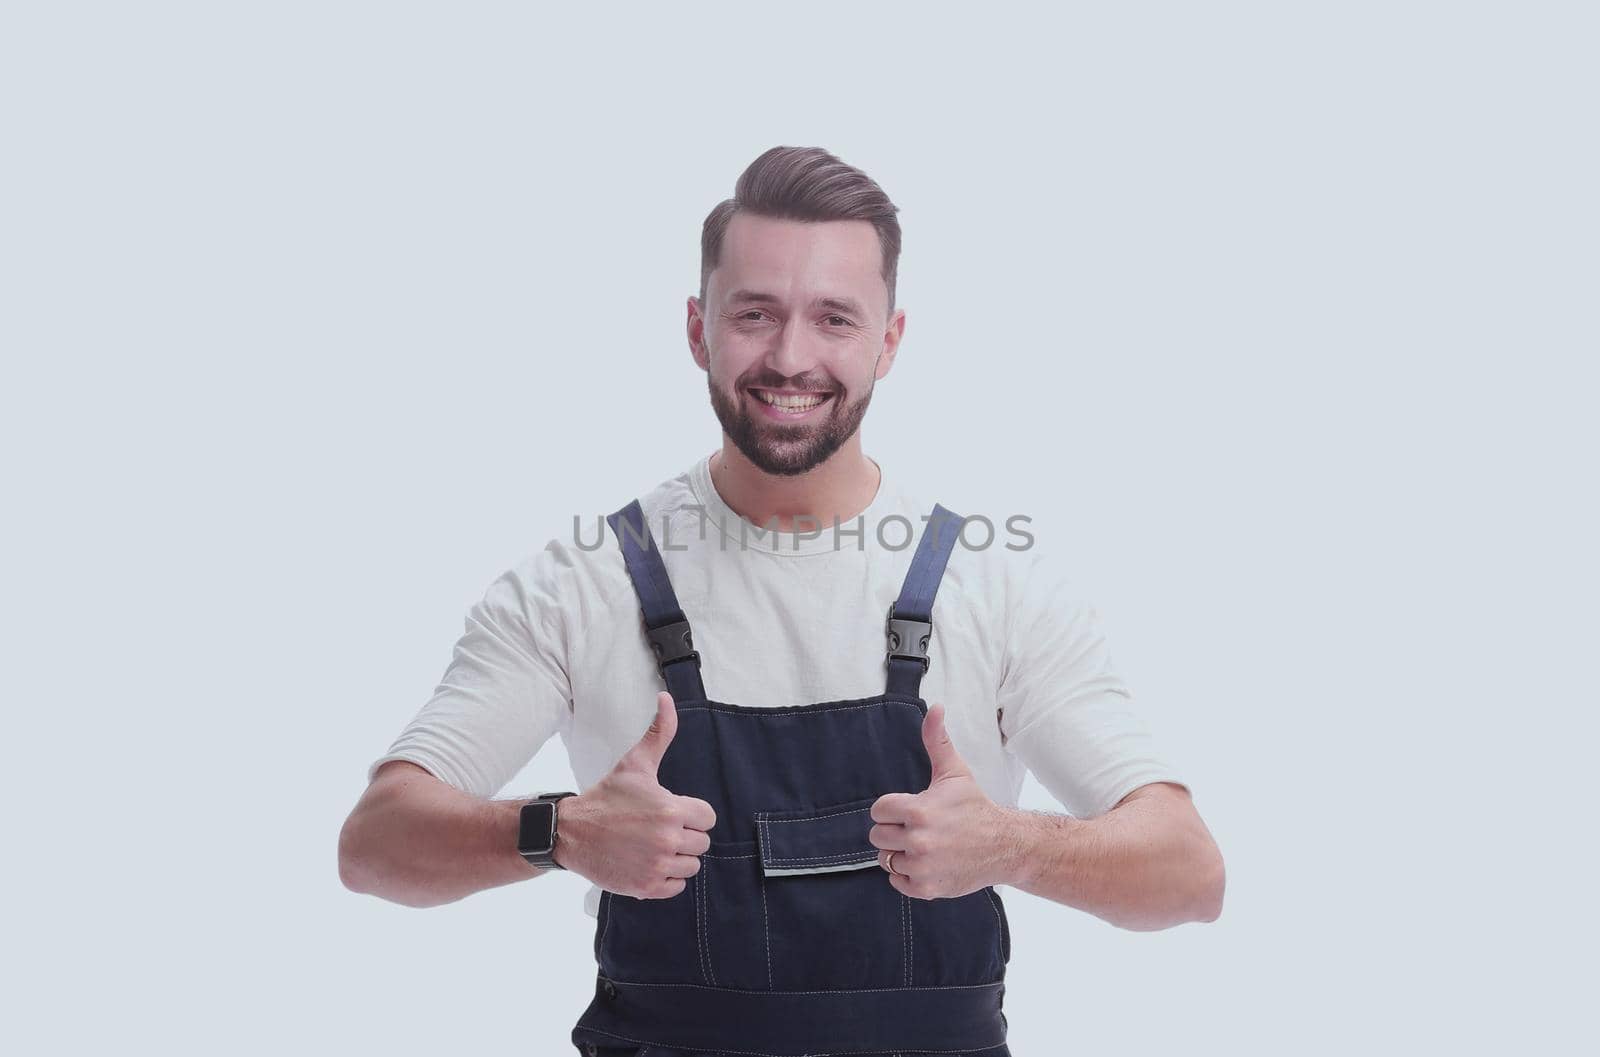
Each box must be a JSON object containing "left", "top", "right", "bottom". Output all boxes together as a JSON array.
[{"left": 686, "top": 450, "right": 894, "bottom": 557}]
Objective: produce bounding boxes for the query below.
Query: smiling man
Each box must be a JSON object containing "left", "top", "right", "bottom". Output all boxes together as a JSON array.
[
  {"left": 701, "top": 216, "right": 884, "bottom": 479},
  {"left": 339, "top": 145, "right": 1224, "bottom": 1057}
]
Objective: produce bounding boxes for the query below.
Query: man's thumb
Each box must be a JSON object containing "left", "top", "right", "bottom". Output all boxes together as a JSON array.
[
  {"left": 630, "top": 691, "right": 678, "bottom": 772},
  {"left": 923, "top": 703, "right": 970, "bottom": 782}
]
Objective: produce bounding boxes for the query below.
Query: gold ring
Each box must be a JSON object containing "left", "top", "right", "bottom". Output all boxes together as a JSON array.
[{"left": 884, "top": 850, "right": 901, "bottom": 876}]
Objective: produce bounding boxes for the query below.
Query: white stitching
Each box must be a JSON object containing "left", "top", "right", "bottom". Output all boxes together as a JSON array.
[
  {"left": 764, "top": 851, "right": 878, "bottom": 864},
  {"left": 905, "top": 893, "right": 911, "bottom": 985},
  {"left": 693, "top": 872, "right": 710, "bottom": 985},
  {"left": 897, "top": 891, "right": 903, "bottom": 984},
  {"left": 759, "top": 871, "right": 773, "bottom": 989},
  {"left": 905, "top": 894, "right": 913, "bottom": 986},
  {"left": 899, "top": 893, "right": 908, "bottom": 986},
  {"left": 756, "top": 806, "right": 872, "bottom": 824},
  {"left": 702, "top": 865, "right": 717, "bottom": 986},
  {"left": 690, "top": 873, "right": 701, "bottom": 982},
  {"left": 908, "top": 895, "right": 915, "bottom": 984},
  {"left": 984, "top": 885, "right": 1005, "bottom": 958}
]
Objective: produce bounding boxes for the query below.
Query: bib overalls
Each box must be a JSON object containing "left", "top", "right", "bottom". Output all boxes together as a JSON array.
[{"left": 571, "top": 498, "right": 1012, "bottom": 1057}]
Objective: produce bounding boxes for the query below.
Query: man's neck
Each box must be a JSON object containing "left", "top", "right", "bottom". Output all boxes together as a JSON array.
[{"left": 709, "top": 442, "right": 882, "bottom": 532}]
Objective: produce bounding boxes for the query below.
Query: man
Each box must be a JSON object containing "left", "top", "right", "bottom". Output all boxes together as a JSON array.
[{"left": 339, "top": 145, "right": 1224, "bottom": 1056}]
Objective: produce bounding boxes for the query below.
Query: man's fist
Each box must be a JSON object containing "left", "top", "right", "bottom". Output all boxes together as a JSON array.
[
  {"left": 868, "top": 702, "right": 1003, "bottom": 900},
  {"left": 554, "top": 692, "right": 717, "bottom": 899}
]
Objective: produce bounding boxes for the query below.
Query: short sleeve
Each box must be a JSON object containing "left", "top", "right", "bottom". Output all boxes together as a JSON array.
[
  {"left": 996, "top": 551, "right": 1186, "bottom": 818},
  {"left": 365, "top": 541, "right": 576, "bottom": 796}
]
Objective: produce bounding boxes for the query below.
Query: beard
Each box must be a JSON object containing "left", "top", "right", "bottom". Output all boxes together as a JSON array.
[{"left": 707, "top": 369, "right": 874, "bottom": 478}]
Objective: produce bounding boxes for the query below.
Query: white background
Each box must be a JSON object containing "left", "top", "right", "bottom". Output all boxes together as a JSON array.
[{"left": 3, "top": 2, "right": 1595, "bottom": 1054}]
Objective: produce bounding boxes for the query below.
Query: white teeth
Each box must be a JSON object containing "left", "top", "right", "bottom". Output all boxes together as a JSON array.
[{"left": 754, "top": 390, "right": 828, "bottom": 411}]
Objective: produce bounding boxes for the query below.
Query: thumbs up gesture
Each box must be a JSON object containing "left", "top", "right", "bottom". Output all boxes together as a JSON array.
[
  {"left": 868, "top": 703, "right": 1003, "bottom": 900},
  {"left": 554, "top": 692, "right": 718, "bottom": 899}
]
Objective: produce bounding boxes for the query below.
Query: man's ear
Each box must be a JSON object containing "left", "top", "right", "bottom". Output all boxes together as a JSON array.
[
  {"left": 875, "top": 307, "right": 907, "bottom": 381},
  {"left": 688, "top": 296, "right": 710, "bottom": 371}
]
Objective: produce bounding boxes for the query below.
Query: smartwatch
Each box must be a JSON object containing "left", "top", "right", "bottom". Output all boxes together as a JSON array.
[{"left": 517, "top": 791, "right": 577, "bottom": 870}]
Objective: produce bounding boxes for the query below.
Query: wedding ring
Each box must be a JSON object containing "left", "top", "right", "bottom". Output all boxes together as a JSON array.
[{"left": 884, "top": 851, "right": 902, "bottom": 876}]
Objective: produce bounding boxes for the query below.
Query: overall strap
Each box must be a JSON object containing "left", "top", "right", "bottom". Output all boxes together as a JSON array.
[
  {"left": 885, "top": 503, "right": 965, "bottom": 698},
  {"left": 606, "top": 499, "right": 708, "bottom": 704}
]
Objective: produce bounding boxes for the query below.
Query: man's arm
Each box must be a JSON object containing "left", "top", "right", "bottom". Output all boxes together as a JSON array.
[
  {"left": 341, "top": 694, "right": 719, "bottom": 908},
  {"left": 983, "top": 550, "right": 1221, "bottom": 928},
  {"left": 338, "top": 760, "right": 544, "bottom": 908},
  {"left": 871, "top": 707, "right": 1223, "bottom": 931},
  {"left": 340, "top": 548, "right": 577, "bottom": 906},
  {"left": 990, "top": 780, "right": 1224, "bottom": 930}
]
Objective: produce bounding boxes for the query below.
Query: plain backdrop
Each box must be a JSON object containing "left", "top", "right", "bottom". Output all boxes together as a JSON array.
[{"left": 3, "top": 2, "right": 1595, "bottom": 1054}]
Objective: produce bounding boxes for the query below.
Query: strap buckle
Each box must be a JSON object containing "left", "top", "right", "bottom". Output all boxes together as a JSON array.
[
  {"left": 885, "top": 603, "right": 932, "bottom": 674},
  {"left": 644, "top": 616, "right": 701, "bottom": 676}
]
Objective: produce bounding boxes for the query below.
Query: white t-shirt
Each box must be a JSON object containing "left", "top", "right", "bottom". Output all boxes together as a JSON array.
[{"left": 367, "top": 452, "right": 1185, "bottom": 918}]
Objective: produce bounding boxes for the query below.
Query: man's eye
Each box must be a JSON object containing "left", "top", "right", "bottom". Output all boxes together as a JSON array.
[
  {"left": 740, "top": 310, "right": 768, "bottom": 321},
  {"left": 826, "top": 316, "right": 852, "bottom": 327}
]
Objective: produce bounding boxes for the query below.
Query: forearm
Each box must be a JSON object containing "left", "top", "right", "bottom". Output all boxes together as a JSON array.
[
  {"left": 990, "top": 786, "right": 1224, "bottom": 931},
  {"left": 338, "top": 761, "right": 545, "bottom": 908}
]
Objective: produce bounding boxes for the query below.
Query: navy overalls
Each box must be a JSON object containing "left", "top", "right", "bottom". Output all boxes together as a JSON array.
[{"left": 571, "top": 498, "right": 1012, "bottom": 1057}]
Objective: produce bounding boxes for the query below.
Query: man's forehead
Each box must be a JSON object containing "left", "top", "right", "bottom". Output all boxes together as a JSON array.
[{"left": 716, "top": 213, "right": 884, "bottom": 305}]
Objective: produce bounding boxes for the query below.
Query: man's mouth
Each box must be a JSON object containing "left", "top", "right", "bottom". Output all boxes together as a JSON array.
[{"left": 748, "top": 387, "right": 835, "bottom": 418}]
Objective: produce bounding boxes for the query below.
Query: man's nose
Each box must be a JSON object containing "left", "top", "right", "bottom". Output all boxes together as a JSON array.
[{"left": 765, "top": 318, "right": 818, "bottom": 378}]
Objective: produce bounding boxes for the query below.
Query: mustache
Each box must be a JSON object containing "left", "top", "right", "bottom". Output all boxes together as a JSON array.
[{"left": 741, "top": 379, "right": 838, "bottom": 394}]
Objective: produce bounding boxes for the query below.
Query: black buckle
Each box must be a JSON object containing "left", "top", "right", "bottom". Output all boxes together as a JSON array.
[
  {"left": 885, "top": 603, "right": 932, "bottom": 673},
  {"left": 645, "top": 616, "right": 701, "bottom": 675}
]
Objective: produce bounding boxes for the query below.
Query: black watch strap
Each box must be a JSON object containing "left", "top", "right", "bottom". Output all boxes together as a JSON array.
[{"left": 517, "top": 791, "right": 577, "bottom": 870}]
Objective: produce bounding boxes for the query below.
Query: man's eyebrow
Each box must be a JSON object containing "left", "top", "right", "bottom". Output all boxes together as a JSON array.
[
  {"left": 817, "top": 296, "right": 867, "bottom": 317},
  {"left": 726, "top": 290, "right": 868, "bottom": 317}
]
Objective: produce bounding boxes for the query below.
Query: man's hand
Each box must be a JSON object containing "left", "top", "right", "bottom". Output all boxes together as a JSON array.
[
  {"left": 869, "top": 703, "right": 1007, "bottom": 900},
  {"left": 555, "top": 692, "right": 717, "bottom": 899}
]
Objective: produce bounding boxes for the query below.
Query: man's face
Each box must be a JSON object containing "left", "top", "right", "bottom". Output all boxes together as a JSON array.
[{"left": 691, "top": 212, "right": 904, "bottom": 477}]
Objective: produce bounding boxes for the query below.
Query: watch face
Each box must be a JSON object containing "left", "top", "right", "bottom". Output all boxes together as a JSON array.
[{"left": 518, "top": 801, "right": 556, "bottom": 855}]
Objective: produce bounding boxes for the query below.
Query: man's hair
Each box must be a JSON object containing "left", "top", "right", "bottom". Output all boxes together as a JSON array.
[{"left": 699, "top": 146, "right": 902, "bottom": 315}]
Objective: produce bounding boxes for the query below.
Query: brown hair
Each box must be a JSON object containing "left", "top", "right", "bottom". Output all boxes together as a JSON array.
[{"left": 699, "top": 146, "right": 902, "bottom": 315}]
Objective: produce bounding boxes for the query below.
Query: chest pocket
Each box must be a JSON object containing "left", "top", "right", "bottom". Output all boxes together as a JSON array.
[
  {"left": 704, "top": 796, "right": 905, "bottom": 991},
  {"left": 755, "top": 797, "right": 880, "bottom": 876},
  {"left": 733, "top": 795, "right": 1011, "bottom": 990}
]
